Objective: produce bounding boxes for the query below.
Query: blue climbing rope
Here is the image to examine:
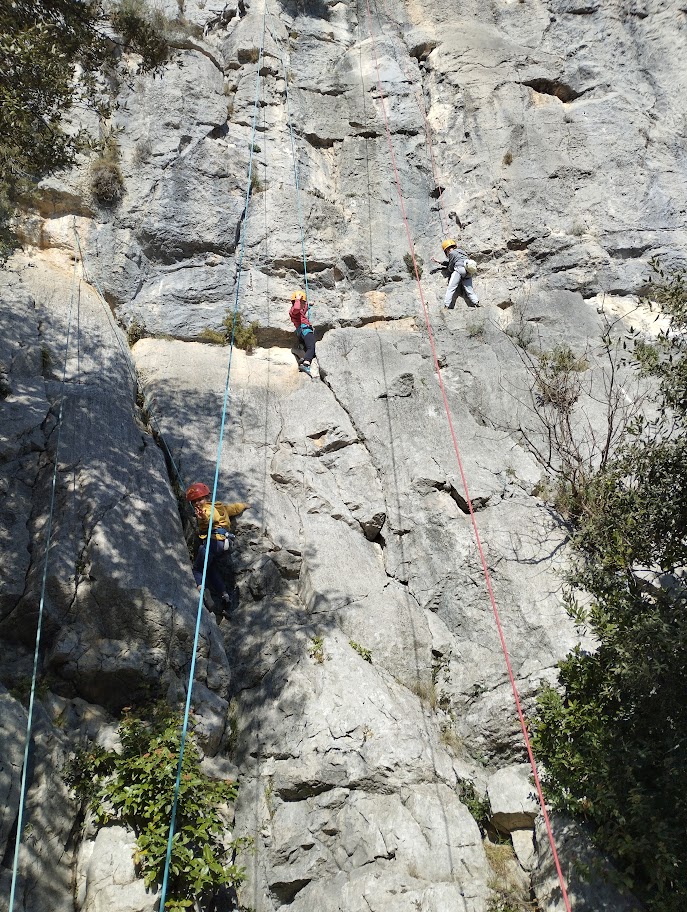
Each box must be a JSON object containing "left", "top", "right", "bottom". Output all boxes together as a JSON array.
[
  {"left": 8, "top": 250, "right": 79, "bottom": 912},
  {"left": 156, "top": 3, "right": 268, "bottom": 907}
]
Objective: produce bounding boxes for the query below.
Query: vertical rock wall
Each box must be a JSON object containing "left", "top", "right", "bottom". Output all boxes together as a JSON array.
[{"left": 3, "top": 0, "right": 685, "bottom": 909}]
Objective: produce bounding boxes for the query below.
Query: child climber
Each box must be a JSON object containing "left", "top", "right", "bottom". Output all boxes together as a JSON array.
[
  {"left": 185, "top": 483, "right": 250, "bottom": 611},
  {"left": 289, "top": 289, "right": 316, "bottom": 375},
  {"left": 431, "top": 238, "right": 480, "bottom": 308}
]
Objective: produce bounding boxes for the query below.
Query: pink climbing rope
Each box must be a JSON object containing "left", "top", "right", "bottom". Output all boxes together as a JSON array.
[{"left": 362, "top": 2, "right": 573, "bottom": 909}]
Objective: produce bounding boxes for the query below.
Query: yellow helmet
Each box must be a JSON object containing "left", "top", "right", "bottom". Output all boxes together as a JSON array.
[
  {"left": 441, "top": 239, "right": 457, "bottom": 252},
  {"left": 291, "top": 289, "right": 307, "bottom": 301}
]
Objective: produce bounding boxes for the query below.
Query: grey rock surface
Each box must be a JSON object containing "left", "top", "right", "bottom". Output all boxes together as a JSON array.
[
  {"left": 3, "top": 0, "right": 681, "bottom": 907},
  {"left": 487, "top": 764, "right": 539, "bottom": 832}
]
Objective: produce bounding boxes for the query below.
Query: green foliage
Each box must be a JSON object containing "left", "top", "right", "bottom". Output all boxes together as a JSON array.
[
  {"left": 223, "top": 312, "right": 260, "bottom": 353},
  {"left": 457, "top": 778, "right": 491, "bottom": 834},
  {"left": 90, "top": 134, "right": 124, "bottom": 205},
  {"left": 64, "top": 705, "right": 245, "bottom": 909},
  {"left": 111, "top": 0, "right": 171, "bottom": 71},
  {"left": 198, "top": 328, "right": 227, "bottom": 345},
  {"left": 349, "top": 640, "right": 372, "bottom": 663},
  {"left": 403, "top": 251, "right": 423, "bottom": 278},
  {"left": 532, "top": 262, "right": 687, "bottom": 912},
  {"left": 127, "top": 317, "right": 146, "bottom": 346},
  {"left": 0, "top": 0, "right": 109, "bottom": 253},
  {"left": 309, "top": 635, "right": 325, "bottom": 664},
  {"left": 535, "top": 344, "right": 588, "bottom": 412}
]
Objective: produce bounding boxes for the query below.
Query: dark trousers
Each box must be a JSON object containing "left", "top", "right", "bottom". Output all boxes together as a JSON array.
[
  {"left": 297, "top": 328, "right": 316, "bottom": 363},
  {"left": 192, "top": 538, "right": 228, "bottom": 594}
]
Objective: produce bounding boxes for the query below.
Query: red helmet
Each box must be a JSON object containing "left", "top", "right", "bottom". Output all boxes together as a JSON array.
[{"left": 186, "top": 482, "right": 210, "bottom": 502}]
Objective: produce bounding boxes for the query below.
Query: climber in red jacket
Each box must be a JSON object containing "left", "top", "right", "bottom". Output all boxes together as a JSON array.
[{"left": 289, "top": 289, "right": 316, "bottom": 376}]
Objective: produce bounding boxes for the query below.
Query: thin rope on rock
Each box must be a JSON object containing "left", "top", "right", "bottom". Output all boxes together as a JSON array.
[
  {"left": 157, "top": 2, "right": 268, "bottom": 908},
  {"left": 361, "top": 3, "right": 573, "bottom": 909},
  {"left": 8, "top": 244, "right": 80, "bottom": 912}
]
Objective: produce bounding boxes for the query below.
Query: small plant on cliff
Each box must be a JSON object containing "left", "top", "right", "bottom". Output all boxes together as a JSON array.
[
  {"left": 403, "top": 251, "right": 423, "bottom": 278},
  {"left": 90, "top": 133, "right": 125, "bottom": 206},
  {"left": 349, "top": 640, "right": 372, "bottom": 663},
  {"left": 223, "top": 311, "right": 260, "bottom": 353},
  {"left": 111, "top": 0, "right": 171, "bottom": 70},
  {"left": 64, "top": 704, "right": 246, "bottom": 910},
  {"left": 457, "top": 778, "right": 491, "bottom": 834},
  {"left": 309, "top": 635, "right": 325, "bottom": 664}
]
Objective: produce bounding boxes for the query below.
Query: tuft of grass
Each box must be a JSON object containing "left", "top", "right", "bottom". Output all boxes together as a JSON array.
[
  {"left": 502, "top": 151, "right": 513, "bottom": 166},
  {"left": 466, "top": 320, "right": 485, "bottom": 340},
  {"left": 410, "top": 679, "right": 437, "bottom": 709},
  {"left": 90, "top": 134, "right": 124, "bottom": 206},
  {"left": 250, "top": 171, "right": 264, "bottom": 194},
  {"left": 309, "top": 635, "right": 325, "bottom": 664},
  {"left": 127, "top": 318, "right": 146, "bottom": 346},
  {"left": 349, "top": 640, "right": 372, "bottom": 663},
  {"left": 439, "top": 724, "right": 462, "bottom": 755}
]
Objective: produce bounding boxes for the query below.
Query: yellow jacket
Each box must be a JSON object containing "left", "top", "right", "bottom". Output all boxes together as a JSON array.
[{"left": 196, "top": 501, "right": 249, "bottom": 539}]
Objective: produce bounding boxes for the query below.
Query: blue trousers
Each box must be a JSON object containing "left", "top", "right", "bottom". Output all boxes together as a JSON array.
[{"left": 193, "top": 538, "right": 228, "bottom": 595}]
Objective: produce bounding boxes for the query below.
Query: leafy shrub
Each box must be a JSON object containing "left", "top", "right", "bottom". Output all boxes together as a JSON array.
[
  {"left": 532, "top": 262, "right": 687, "bottom": 912},
  {"left": 64, "top": 705, "right": 245, "bottom": 910},
  {"left": 535, "top": 344, "right": 588, "bottom": 412},
  {"left": 502, "top": 151, "right": 513, "bottom": 166},
  {"left": 457, "top": 778, "right": 491, "bottom": 834},
  {"left": 223, "top": 312, "right": 260, "bottom": 353},
  {"left": 111, "top": 0, "right": 170, "bottom": 70},
  {"left": 309, "top": 635, "right": 325, "bottom": 664}
]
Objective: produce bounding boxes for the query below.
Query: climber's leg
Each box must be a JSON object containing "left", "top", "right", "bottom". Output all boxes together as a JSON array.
[
  {"left": 444, "top": 268, "right": 465, "bottom": 307},
  {"left": 301, "top": 328, "right": 316, "bottom": 364},
  {"left": 461, "top": 275, "right": 480, "bottom": 306}
]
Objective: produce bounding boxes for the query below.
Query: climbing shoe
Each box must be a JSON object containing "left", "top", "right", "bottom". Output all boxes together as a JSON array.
[{"left": 298, "top": 361, "right": 312, "bottom": 375}]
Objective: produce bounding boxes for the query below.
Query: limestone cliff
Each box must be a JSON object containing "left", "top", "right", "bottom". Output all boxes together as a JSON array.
[{"left": 3, "top": 0, "right": 685, "bottom": 910}]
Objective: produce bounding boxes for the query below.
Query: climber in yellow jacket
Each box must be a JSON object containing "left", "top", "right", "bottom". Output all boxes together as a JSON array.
[{"left": 186, "top": 482, "right": 250, "bottom": 609}]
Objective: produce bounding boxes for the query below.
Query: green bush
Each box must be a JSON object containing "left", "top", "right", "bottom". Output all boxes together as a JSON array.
[
  {"left": 111, "top": 0, "right": 170, "bottom": 70},
  {"left": 64, "top": 705, "right": 246, "bottom": 910},
  {"left": 532, "top": 262, "right": 687, "bottom": 912},
  {"left": 223, "top": 312, "right": 260, "bottom": 353}
]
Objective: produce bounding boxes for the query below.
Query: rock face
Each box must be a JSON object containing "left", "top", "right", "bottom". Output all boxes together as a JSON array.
[{"left": 3, "top": 0, "right": 683, "bottom": 909}]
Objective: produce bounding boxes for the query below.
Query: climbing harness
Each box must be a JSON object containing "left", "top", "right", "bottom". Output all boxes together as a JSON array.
[
  {"left": 156, "top": 4, "right": 268, "bottom": 908},
  {"left": 361, "top": 2, "right": 573, "bottom": 908},
  {"left": 8, "top": 248, "right": 80, "bottom": 912}
]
